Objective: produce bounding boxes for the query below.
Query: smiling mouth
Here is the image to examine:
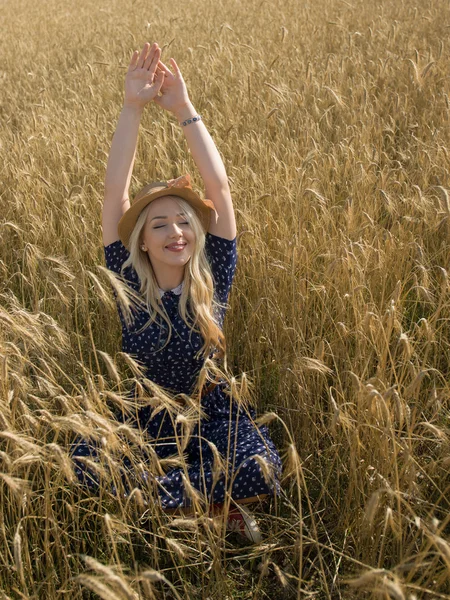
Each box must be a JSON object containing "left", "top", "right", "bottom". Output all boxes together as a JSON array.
[{"left": 165, "top": 242, "right": 187, "bottom": 250}]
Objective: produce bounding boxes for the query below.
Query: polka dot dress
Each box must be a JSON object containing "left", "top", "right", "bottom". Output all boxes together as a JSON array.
[{"left": 72, "top": 232, "right": 282, "bottom": 508}]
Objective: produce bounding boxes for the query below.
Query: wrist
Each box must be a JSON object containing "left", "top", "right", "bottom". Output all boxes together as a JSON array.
[
  {"left": 122, "top": 102, "right": 145, "bottom": 116},
  {"left": 173, "top": 102, "right": 197, "bottom": 122}
]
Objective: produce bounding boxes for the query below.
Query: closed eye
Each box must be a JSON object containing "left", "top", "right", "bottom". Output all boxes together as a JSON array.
[{"left": 153, "top": 221, "right": 190, "bottom": 229}]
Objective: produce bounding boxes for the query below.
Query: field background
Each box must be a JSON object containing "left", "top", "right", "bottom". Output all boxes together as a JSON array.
[{"left": 1, "top": 0, "right": 450, "bottom": 597}]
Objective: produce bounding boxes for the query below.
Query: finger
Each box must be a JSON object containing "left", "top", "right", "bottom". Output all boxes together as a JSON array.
[
  {"left": 154, "top": 68, "right": 165, "bottom": 91},
  {"left": 154, "top": 66, "right": 166, "bottom": 82},
  {"left": 151, "top": 70, "right": 165, "bottom": 99},
  {"left": 158, "top": 59, "right": 173, "bottom": 75},
  {"left": 128, "top": 50, "right": 139, "bottom": 72},
  {"left": 143, "top": 42, "right": 159, "bottom": 71},
  {"left": 157, "top": 61, "right": 174, "bottom": 83},
  {"left": 138, "top": 42, "right": 151, "bottom": 69},
  {"left": 170, "top": 57, "right": 181, "bottom": 76},
  {"left": 147, "top": 46, "right": 161, "bottom": 78}
]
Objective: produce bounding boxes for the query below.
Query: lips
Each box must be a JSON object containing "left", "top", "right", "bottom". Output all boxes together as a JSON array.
[{"left": 165, "top": 242, "right": 186, "bottom": 250}]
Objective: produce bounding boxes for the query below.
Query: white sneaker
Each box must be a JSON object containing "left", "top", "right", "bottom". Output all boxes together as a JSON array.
[{"left": 226, "top": 504, "right": 262, "bottom": 544}]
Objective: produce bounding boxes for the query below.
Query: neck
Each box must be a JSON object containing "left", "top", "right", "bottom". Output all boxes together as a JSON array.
[{"left": 152, "top": 263, "right": 185, "bottom": 292}]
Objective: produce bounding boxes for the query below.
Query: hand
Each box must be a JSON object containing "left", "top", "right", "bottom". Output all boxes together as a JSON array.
[
  {"left": 124, "top": 42, "right": 164, "bottom": 109},
  {"left": 154, "top": 58, "right": 191, "bottom": 116}
]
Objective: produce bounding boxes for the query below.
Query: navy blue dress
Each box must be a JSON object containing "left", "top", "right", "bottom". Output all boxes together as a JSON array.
[{"left": 72, "top": 232, "right": 282, "bottom": 509}]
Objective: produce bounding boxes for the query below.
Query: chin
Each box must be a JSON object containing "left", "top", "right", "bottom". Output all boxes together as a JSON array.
[{"left": 163, "top": 254, "right": 191, "bottom": 265}]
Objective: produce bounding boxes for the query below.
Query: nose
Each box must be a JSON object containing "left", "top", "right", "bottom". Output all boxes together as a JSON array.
[{"left": 169, "top": 223, "right": 183, "bottom": 237}]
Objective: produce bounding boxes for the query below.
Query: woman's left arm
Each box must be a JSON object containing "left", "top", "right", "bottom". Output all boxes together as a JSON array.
[{"left": 155, "top": 58, "right": 236, "bottom": 240}]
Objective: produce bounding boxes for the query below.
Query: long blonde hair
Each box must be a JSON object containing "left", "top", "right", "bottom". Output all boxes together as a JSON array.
[{"left": 120, "top": 197, "right": 226, "bottom": 360}]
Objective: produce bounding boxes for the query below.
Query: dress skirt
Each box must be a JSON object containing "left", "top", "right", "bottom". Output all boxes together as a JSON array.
[{"left": 71, "top": 382, "right": 282, "bottom": 509}]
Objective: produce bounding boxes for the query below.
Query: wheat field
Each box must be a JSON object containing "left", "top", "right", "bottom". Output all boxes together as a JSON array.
[{"left": 1, "top": 0, "right": 450, "bottom": 597}]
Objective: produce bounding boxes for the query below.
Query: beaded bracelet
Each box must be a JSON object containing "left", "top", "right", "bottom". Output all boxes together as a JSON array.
[{"left": 180, "top": 114, "right": 202, "bottom": 127}]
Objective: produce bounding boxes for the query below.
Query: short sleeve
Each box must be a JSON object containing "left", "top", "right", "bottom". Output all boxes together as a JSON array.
[
  {"left": 104, "top": 239, "right": 141, "bottom": 294},
  {"left": 204, "top": 232, "right": 238, "bottom": 303}
]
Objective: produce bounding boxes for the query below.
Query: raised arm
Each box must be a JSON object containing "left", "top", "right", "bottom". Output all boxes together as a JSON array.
[
  {"left": 155, "top": 58, "right": 237, "bottom": 240},
  {"left": 102, "top": 43, "right": 164, "bottom": 246}
]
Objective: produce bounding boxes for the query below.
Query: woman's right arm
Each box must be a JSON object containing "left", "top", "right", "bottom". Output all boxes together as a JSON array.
[
  {"left": 102, "top": 42, "right": 164, "bottom": 247},
  {"left": 102, "top": 105, "right": 142, "bottom": 246}
]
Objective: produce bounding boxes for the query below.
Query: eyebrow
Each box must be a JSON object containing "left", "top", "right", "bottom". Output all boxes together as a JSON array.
[{"left": 150, "top": 212, "right": 186, "bottom": 222}]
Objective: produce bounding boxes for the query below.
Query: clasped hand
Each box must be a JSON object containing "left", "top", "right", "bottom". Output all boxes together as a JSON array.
[{"left": 124, "top": 41, "right": 190, "bottom": 115}]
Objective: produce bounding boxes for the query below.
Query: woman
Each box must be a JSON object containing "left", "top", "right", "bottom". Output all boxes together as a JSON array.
[{"left": 73, "top": 42, "right": 282, "bottom": 543}]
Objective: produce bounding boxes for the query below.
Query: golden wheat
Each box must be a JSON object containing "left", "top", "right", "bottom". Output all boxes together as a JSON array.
[{"left": 1, "top": 0, "right": 449, "bottom": 597}]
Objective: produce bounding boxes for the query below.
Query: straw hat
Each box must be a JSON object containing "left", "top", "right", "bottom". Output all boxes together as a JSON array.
[{"left": 118, "top": 174, "right": 216, "bottom": 248}]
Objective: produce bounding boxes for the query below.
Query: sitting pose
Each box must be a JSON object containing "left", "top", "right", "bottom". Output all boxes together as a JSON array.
[{"left": 72, "top": 42, "right": 282, "bottom": 543}]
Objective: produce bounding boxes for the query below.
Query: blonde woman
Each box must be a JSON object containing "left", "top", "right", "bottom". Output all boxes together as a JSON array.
[{"left": 73, "top": 42, "right": 282, "bottom": 543}]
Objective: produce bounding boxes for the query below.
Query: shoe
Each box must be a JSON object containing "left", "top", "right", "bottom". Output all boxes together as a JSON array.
[{"left": 226, "top": 504, "right": 262, "bottom": 544}]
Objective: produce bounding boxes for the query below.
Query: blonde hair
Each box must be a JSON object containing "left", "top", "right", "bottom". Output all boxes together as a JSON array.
[{"left": 120, "top": 197, "right": 226, "bottom": 360}]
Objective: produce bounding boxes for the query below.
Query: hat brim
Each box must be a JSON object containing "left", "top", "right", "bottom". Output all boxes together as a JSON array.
[{"left": 118, "top": 186, "right": 215, "bottom": 248}]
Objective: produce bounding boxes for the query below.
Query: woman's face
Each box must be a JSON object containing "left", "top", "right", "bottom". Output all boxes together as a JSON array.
[{"left": 140, "top": 196, "right": 196, "bottom": 270}]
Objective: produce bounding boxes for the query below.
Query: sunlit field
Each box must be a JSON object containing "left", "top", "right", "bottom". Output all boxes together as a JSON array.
[{"left": 1, "top": 0, "right": 450, "bottom": 597}]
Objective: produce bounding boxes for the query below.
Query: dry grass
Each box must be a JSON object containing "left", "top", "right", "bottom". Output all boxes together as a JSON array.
[{"left": 1, "top": 0, "right": 450, "bottom": 597}]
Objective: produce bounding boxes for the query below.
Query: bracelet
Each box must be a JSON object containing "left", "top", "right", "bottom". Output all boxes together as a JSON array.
[{"left": 180, "top": 114, "right": 202, "bottom": 127}]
